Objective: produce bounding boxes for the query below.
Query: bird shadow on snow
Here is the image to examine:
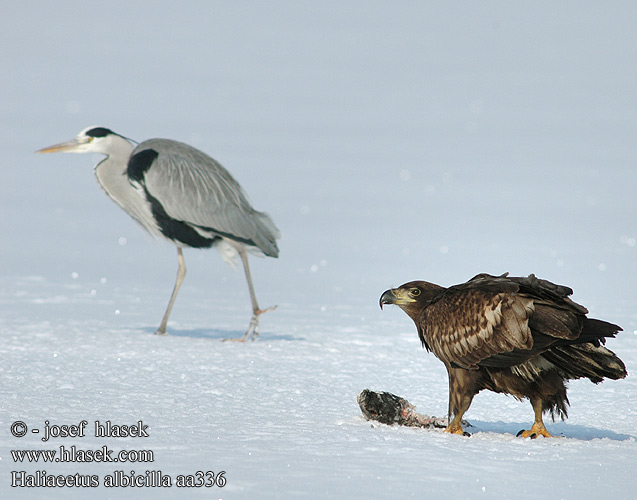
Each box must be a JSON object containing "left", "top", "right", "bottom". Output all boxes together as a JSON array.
[
  {"left": 471, "top": 420, "right": 634, "bottom": 442},
  {"left": 139, "top": 326, "right": 302, "bottom": 342}
]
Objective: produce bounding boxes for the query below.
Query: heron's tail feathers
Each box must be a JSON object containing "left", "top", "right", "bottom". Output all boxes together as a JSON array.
[{"left": 252, "top": 211, "right": 280, "bottom": 258}]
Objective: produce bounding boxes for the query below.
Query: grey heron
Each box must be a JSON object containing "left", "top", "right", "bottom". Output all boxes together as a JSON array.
[{"left": 36, "top": 126, "right": 280, "bottom": 340}]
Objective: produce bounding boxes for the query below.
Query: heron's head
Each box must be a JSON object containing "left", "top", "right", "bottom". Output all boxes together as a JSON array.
[
  {"left": 36, "top": 126, "right": 134, "bottom": 156},
  {"left": 380, "top": 281, "right": 444, "bottom": 322}
]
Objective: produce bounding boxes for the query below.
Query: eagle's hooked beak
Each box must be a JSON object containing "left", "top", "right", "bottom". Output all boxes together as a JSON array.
[
  {"left": 380, "top": 287, "right": 419, "bottom": 309},
  {"left": 379, "top": 289, "right": 397, "bottom": 309}
]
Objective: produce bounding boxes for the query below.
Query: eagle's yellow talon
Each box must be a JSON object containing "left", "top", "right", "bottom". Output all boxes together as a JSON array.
[
  {"left": 444, "top": 423, "right": 466, "bottom": 435},
  {"left": 517, "top": 422, "right": 554, "bottom": 438}
]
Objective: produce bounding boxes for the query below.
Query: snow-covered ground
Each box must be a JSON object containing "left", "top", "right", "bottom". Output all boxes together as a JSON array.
[{"left": 1, "top": 2, "right": 636, "bottom": 499}]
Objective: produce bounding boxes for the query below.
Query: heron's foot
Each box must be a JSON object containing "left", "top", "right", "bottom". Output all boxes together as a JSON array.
[
  {"left": 257, "top": 305, "right": 278, "bottom": 315},
  {"left": 221, "top": 306, "right": 277, "bottom": 342},
  {"left": 516, "top": 422, "right": 554, "bottom": 439},
  {"left": 222, "top": 325, "right": 257, "bottom": 343},
  {"left": 154, "top": 328, "right": 167, "bottom": 335},
  {"left": 242, "top": 311, "right": 262, "bottom": 341}
]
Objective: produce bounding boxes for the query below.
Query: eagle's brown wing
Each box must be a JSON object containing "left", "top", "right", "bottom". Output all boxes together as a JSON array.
[
  {"left": 420, "top": 273, "right": 598, "bottom": 370},
  {"left": 421, "top": 285, "right": 537, "bottom": 370}
]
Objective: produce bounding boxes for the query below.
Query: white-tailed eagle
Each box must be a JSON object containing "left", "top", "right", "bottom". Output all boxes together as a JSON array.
[{"left": 380, "top": 273, "right": 627, "bottom": 437}]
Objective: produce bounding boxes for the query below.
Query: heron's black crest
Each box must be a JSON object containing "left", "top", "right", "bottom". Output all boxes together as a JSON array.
[
  {"left": 85, "top": 127, "right": 115, "bottom": 138},
  {"left": 128, "top": 149, "right": 158, "bottom": 183}
]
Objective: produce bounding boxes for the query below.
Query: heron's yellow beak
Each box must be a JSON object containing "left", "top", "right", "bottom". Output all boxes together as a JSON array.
[{"left": 35, "top": 136, "right": 89, "bottom": 154}]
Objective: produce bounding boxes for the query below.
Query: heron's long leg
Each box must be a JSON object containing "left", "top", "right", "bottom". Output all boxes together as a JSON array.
[
  {"left": 233, "top": 247, "right": 276, "bottom": 341},
  {"left": 155, "top": 247, "right": 186, "bottom": 335},
  {"left": 238, "top": 248, "right": 262, "bottom": 341},
  {"left": 239, "top": 247, "right": 260, "bottom": 315}
]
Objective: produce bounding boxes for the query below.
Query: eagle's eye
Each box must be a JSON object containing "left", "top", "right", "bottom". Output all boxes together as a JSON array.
[{"left": 410, "top": 288, "right": 421, "bottom": 297}]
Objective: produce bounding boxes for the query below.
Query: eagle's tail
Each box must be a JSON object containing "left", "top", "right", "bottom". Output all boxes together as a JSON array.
[
  {"left": 543, "top": 343, "right": 627, "bottom": 383},
  {"left": 578, "top": 317, "right": 623, "bottom": 346},
  {"left": 541, "top": 316, "right": 626, "bottom": 383}
]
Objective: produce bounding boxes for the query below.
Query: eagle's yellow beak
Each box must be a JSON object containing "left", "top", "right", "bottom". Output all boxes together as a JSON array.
[{"left": 379, "top": 288, "right": 416, "bottom": 309}]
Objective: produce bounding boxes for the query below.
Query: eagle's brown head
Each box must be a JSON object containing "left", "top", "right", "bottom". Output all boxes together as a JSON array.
[{"left": 379, "top": 281, "right": 444, "bottom": 323}]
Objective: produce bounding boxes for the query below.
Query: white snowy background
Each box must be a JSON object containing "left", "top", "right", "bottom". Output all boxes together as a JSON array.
[{"left": 1, "top": 1, "right": 636, "bottom": 499}]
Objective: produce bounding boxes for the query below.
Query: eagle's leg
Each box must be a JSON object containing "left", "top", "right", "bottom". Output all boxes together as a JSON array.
[
  {"left": 517, "top": 397, "right": 554, "bottom": 438},
  {"left": 444, "top": 368, "right": 475, "bottom": 436},
  {"left": 445, "top": 410, "right": 469, "bottom": 435}
]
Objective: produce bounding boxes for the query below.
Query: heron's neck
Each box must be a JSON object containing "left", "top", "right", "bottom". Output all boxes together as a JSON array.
[{"left": 93, "top": 142, "right": 135, "bottom": 205}]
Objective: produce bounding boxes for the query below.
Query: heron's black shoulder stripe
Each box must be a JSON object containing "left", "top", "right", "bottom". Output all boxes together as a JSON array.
[
  {"left": 86, "top": 127, "right": 115, "bottom": 138},
  {"left": 143, "top": 188, "right": 218, "bottom": 249},
  {"left": 128, "top": 149, "right": 159, "bottom": 183}
]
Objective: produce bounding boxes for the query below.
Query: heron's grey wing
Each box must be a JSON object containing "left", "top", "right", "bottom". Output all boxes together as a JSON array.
[{"left": 130, "top": 139, "right": 280, "bottom": 256}]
